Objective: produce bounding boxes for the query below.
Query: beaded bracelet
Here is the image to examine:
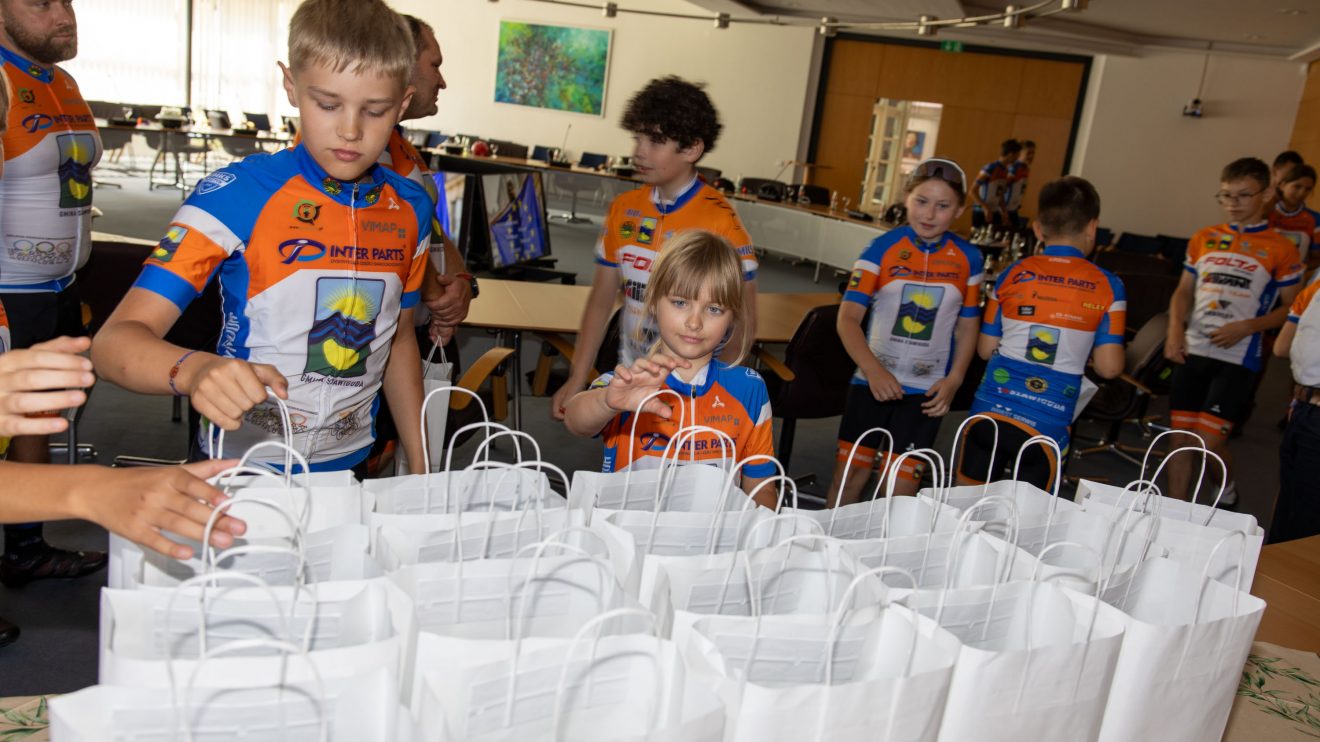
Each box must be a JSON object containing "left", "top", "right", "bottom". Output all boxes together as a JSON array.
[{"left": 168, "top": 350, "right": 198, "bottom": 396}]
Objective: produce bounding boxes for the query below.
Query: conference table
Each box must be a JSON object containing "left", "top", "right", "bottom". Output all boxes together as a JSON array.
[
  {"left": 462, "top": 278, "right": 839, "bottom": 429},
  {"left": 428, "top": 151, "right": 889, "bottom": 275},
  {"left": 96, "top": 120, "right": 290, "bottom": 193}
]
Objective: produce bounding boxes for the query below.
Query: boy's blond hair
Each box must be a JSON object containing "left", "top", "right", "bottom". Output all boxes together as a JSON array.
[
  {"left": 642, "top": 230, "right": 747, "bottom": 365},
  {"left": 288, "top": 0, "right": 414, "bottom": 85}
]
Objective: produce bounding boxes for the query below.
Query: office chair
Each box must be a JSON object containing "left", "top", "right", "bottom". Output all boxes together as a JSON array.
[
  {"left": 1094, "top": 250, "right": 1180, "bottom": 277},
  {"left": 531, "top": 145, "right": 556, "bottom": 163},
  {"left": 696, "top": 166, "right": 722, "bottom": 183},
  {"left": 1156, "top": 234, "right": 1190, "bottom": 266},
  {"left": 757, "top": 304, "right": 853, "bottom": 482},
  {"left": 243, "top": 112, "right": 272, "bottom": 132},
  {"left": 791, "top": 183, "right": 830, "bottom": 206},
  {"left": 1095, "top": 227, "right": 1115, "bottom": 249},
  {"left": 578, "top": 152, "right": 609, "bottom": 170},
  {"left": 739, "top": 177, "right": 787, "bottom": 202},
  {"left": 531, "top": 310, "right": 621, "bottom": 397},
  {"left": 1073, "top": 312, "right": 1174, "bottom": 465},
  {"left": 425, "top": 132, "right": 448, "bottom": 149},
  {"left": 1114, "top": 232, "right": 1163, "bottom": 255},
  {"left": 282, "top": 116, "right": 300, "bottom": 136},
  {"left": 711, "top": 177, "right": 736, "bottom": 194}
]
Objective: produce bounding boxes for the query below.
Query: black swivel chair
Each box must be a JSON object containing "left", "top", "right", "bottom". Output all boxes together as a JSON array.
[
  {"left": 531, "top": 145, "right": 556, "bottom": 163},
  {"left": 425, "top": 131, "right": 448, "bottom": 149},
  {"left": 1073, "top": 312, "right": 1174, "bottom": 465},
  {"left": 1095, "top": 227, "right": 1115, "bottom": 250},
  {"left": 696, "top": 166, "right": 722, "bottom": 183},
  {"left": 282, "top": 116, "right": 300, "bottom": 137},
  {"left": 791, "top": 184, "right": 830, "bottom": 206},
  {"left": 1156, "top": 234, "right": 1190, "bottom": 266},
  {"left": 758, "top": 304, "right": 853, "bottom": 478},
  {"left": 578, "top": 152, "right": 609, "bottom": 170},
  {"left": 1114, "top": 232, "right": 1164, "bottom": 255},
  {"left": 739, "top": 177, "right": 786, "bottom": 202},
  {"left": 711, "top": 177, "right": 736, "bottom": 194}
]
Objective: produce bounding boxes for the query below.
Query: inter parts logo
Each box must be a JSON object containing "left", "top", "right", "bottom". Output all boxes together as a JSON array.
[
  {"left": 293, "top": 200, "right": 321, "bottom": 225},
  {"left": 21, "top": 113, "right": 52, "bottom": 133},
  {"left": 639, "top": 432, "right": 670, "bottom": 451},
  {"left": 278, "top": 238, "right": 326, "bottom": 264}
]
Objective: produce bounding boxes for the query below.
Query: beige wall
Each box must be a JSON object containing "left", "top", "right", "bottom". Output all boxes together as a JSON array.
[
  {"left": 394, "top": 0, "right": 818, "bottom": 185},
  {"left": 1289, "top": 60, "right": 1320, "bottom": 169},
  {"left": 1071, "top": 50, "right": 1307, "bottom": 238}
]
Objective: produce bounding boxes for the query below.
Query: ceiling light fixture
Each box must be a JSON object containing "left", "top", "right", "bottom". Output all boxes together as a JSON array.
[{"left": 520, "top": 0, "right": 1083, "bottom": 36}]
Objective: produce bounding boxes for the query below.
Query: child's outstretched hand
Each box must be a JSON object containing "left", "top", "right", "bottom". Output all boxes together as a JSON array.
[
  {"left": 0, "top": 336, "right": 95, "bottom": 437},
  {"left": 603, "top": 353, "right": 691, "bottom": 418}
]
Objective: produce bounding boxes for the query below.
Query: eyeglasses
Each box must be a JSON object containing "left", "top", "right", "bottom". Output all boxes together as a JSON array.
[
  {"left": 1213, "top": 188, "right": 1265, "bottom": 205},
  {"left": 912, "top": 158, "right": 966, "bottom": 190}
]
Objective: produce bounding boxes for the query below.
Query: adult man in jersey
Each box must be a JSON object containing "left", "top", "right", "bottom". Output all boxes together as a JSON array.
[
  {"left": 0, "top": 0, "right": 107, "bottom": 594},
  {"left": 396, "top": 15, "right": 473, "bottom": 342}
]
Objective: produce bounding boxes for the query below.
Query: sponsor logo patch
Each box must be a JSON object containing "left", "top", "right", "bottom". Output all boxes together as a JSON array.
[
  {"left": 195, "top": 172, "right": 236, "bottom": 195},
  {"left": 293, "top": 200, "right": 321, "bottom": 225}
]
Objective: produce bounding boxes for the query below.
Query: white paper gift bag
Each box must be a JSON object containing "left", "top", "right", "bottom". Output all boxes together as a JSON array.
[
  {"left": 567, "top": 407, "right": 751, "bottom": 518},
  {"left": 651, "top": 531, "right": 882, "bottom": 642},
  {"left": 389, "top": 527, "right": 644, "bottom": 639},
  {"left": 1097, "top": 534, "right": 1265, "bottom": 742},
  {"left": 1078, "top": 443, "right": 1263, "bottom": 588},
  {"left": 395, "top": 354, "right": 459, "bottom": 475},
  {"left": 98, "top": 573, "right": 415, "bottom": 692},
  {"left": 414, "top": 609, "right": 725, "bottom": 742},
  {"left": 904, "top": 546, "right": 1127, "bottom": 742},
  {"left": 366, "top": 459, "right": 569, "bottom": 518},
  {"left": 373, "top": 506, "right": 584, "bottom": 571},
  {"left": 680, "top": 567, "right": 961, "bottom": 742},
  {"left": 52, "top": 665, "right": 413, "bottom": 742}
]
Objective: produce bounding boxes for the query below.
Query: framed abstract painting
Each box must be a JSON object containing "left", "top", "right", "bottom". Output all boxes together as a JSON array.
[{"left": 494, "top": 20, "right": 612, "bottom": 116}]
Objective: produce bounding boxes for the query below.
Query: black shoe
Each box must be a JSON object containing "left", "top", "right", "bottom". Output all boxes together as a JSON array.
[
  {"left": 0, "top": 542, "right": 108, "bottom": 589},
  {"left": 0, "top": 616, "right": 18, "bottom": 647}
]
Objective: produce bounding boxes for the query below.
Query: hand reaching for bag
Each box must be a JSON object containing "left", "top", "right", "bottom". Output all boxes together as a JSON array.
[{"left": 603, "top": 353, "right": 692, "bottom": 418}]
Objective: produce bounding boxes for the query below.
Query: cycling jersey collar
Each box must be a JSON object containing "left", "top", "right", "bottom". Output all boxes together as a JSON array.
[
  {"left": 666, "top": 359, "right": 717, "bottom": 397},
  {"left": 1042, "top": 245, "right": 1086, "bottom": 259},
  {"left": 293, "top": 143, "right": 387, "bottom": 207},
  {"left": 900, "top": 225, "right": 947, "bottom": 253},
  {"left": 652, "top": 175, "right": 701, "bottom": 215},
  {"left": 1275, "top": 201, "right": 1305, "bottom": 219},
  {"left": 0, "top": 45, "right": 53, "bottom": 84},
  {"left": 1228, "top": 221, "right": 1269, "bottom": 234}
]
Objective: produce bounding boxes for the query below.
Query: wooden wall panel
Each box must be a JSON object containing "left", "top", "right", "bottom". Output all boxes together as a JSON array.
[
  {"left": 812, "top": 91, "right": 874, "bottom": 201},
  {"left": 826, "top": 40, "right": 884, "bottom": 97},
  {"left": 938, "top": 107, "right": 1017, "bottom": 232},
  {"left": 809, "top": 38, "right": 1087, "bottom": 224},
  {"left": 1010, "top": 114, "right": 1074, "bottom": 218},
  {"left": 1016, "top": 59, "right": 1086, "bottom": 119},
  {"left": 1290, "top": 60, "right": 1320, "bottom": 168}
]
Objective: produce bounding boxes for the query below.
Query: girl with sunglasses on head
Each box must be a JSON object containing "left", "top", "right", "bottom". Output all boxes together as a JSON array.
[{"left": 828, "top": 159, "right": 984, "bottom": 506}]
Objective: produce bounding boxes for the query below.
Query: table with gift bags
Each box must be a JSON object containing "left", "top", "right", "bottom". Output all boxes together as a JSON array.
[{"left": 16, "top": 392, "right": 1315, "bottom": 742}]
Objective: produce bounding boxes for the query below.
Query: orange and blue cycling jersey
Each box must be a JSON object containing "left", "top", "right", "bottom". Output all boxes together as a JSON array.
[
  {"left": 0, "top": 45, "right": 101, "bottom": 291},
  {"left": 974, "top": 160, "right": 1009, "bottom": 208},
  {"left": 589, "top": 360, "right": 775, "bottom": 477},
  {"left": 1003, "top": 160, "right": 1029, "bottom": 212},
  {"left": 1286, "top": 280, "right": 1320, "bottom": 387},
  {"left": 133, "top": 144, "right": 433, "bottom": 470},
  {"left": 596, "top": 176, "right": 756, "bottom": 365},
  {"left": 1270, "top": 202, "right": 1320, "bottom": 266},
  {"left": 844, "top": 225, "right": 983, "bottom": 393},
  {"left": 1183, "top": 222, "right": 1302, "bottom": 370},
  {"left": 973, "top": 245, "right": 1126, "bottom": 449},
  {"left": 0, "top": 300, "right": 9, "bottom": 353}
]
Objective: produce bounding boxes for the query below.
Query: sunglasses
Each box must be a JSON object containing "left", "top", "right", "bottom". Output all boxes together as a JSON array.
[{"left": 911, "top": 158, "right": 966, "bottom": 190}]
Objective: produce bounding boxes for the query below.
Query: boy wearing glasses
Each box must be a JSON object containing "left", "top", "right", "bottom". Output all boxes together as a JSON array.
[{"left": 1164, "top": 157, "right": 1303, "bottom": 505}]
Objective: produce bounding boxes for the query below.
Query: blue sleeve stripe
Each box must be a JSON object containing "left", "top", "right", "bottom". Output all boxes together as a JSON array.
[
  {"left": 1276, "top": 275, "right": 1301, "bottom": 288},
  {"left": 401, "top": 289, "right": 420, "bottom": 309},
  {"left": 843, "top": 290, "right": 871, "bottom": 306},
  {"left": 744, "top": 461, "right": 777, "bottom": 479},
  {"left": 981, "top": 322, "right": 1002, "bottom": 337},
  {"left": 1095, "top": 334, "right": 1124, "bottom": 346},
  {"left": 744, "top": 270, "right": 757, "bottom": 281},
  {"left": 132, "top": 265, "right": 198, "bottom": 313},
  {"left": 595, "top": 257, "right": 619, "bottom": 268},
  {"left": 1183, "top": 264, "right": 1197, "bottom": 276},
  {"left": 959, "top": 306, "right": 980, "bottom": 318},
  {"left": 1288, "top": 315, "right": 1300, "bottom": 323}
]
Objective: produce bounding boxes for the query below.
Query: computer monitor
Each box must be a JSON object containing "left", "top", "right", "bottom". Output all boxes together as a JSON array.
[
  {"left": 480, "top": 172, "right": 551, "bottom": 269},
  {"left": 244, "top": 112, "right": 272, "bottom": 132},
  {"left": 429, "top": 170, "right": 475, "bottom": 250}
]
